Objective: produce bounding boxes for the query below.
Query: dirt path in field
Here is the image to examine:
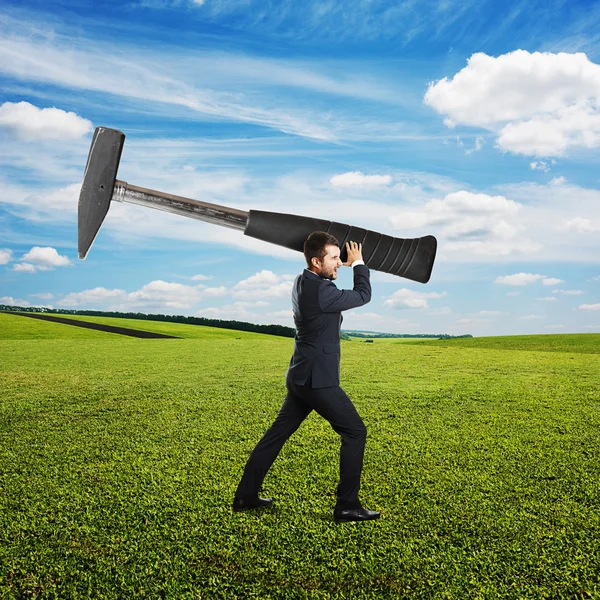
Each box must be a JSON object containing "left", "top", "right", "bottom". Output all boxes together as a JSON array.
[{"left": 7, "top": 312, "right": 179, "bottom": 339}]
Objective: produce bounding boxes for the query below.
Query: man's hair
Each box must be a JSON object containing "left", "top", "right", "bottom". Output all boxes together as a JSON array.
[{"left": 304, "top": 231, "right": 339, "bottom": 269}]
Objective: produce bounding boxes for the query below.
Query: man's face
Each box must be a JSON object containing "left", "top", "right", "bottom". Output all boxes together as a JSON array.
[{"left": 313, "top": 245, "right": 342, "bottom": 280}]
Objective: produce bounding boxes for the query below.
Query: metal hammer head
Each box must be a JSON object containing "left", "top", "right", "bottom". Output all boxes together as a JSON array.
[{"left": 78, "top": 127, "right": 125, "bottom": 259}]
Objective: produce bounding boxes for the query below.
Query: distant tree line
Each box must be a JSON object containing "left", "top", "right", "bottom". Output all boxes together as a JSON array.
[
  {"left": 342, "top": 330, "right": 473, "bottom": 339},
  {"left": 0, "top": 305, "right": 295, "bottom": 338},
  {"left": 1, "top": 305, "right": 472, "bottom": 339}
]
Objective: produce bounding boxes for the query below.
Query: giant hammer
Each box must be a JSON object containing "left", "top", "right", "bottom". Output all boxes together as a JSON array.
[{"left": 78, "top": 127, "right": 437, "bottom": 283}]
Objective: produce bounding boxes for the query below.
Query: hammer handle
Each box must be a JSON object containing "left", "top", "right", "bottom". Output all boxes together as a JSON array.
[{"left": 244, "top": 210, "right": 436, "bottom": 284}]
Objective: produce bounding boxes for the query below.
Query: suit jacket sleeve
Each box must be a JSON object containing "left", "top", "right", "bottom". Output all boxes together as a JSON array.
[{"left": 317, "top": 264, "right": 371, "bottom": 313}]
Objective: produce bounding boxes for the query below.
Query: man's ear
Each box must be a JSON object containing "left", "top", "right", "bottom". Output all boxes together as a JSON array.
[{"left": 311, "top": 256, "right": 321, "bottom": 270}]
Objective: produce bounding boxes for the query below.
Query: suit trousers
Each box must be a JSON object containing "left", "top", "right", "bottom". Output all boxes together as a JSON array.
[{"left": 234, "top": 381, "right": 367, "bottom": 508}]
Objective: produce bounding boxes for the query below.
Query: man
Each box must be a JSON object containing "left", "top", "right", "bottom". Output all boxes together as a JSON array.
[{"left": 233, "top": 231, "right": 380, "bottom": 523}]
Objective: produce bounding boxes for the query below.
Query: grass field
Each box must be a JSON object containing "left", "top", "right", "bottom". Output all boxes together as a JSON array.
[
  {"left": 1, "top": 312, "right": 599, "bottom": 598},
  {"left": 346, "top": 336, "right": 428, "bottom": 343},
  {"left": 0, "top": 312, "right": 268, "bottom": 340},
  {"left": 408, "top": 333, "right": 600, "bottom": 354}
]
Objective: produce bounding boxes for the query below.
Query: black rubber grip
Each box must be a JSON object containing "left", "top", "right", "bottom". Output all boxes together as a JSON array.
[{"left": 244, "top": 210, "right": 437, "bottom": 283}]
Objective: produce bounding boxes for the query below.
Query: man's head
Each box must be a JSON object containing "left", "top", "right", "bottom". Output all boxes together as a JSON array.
[{"left": 304, "top": 231, "right": 341, "bottom": 280}]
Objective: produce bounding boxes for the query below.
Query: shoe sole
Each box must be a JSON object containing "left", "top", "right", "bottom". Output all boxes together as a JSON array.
[{"left": 334, "top": 515, "right": 380, "bottom": 523}]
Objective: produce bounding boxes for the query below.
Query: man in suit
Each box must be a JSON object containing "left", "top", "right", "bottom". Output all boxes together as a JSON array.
[{"left": 233, "top": 231, "right": 380, "bottom": 522}]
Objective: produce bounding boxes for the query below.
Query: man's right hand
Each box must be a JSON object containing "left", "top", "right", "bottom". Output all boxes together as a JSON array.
[{"left": 343, "top": 241, "right": 363, "bottom": 266}]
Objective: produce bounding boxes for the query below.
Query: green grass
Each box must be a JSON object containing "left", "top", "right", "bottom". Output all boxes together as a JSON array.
[
  {"left": 347, "top": 336, "right": 428, "bottom": 343},
  {"left": 1, "top": 312, "right": 270, "bottom": 340},
  {"left": 406, "top": 333, "right": 600, "bottom": 354},
  {"left": 1, "top": 315, "right": 599, "bottom": 598},
  {"left": 0, "top": 312, "right": 116, "bottom": 340}
]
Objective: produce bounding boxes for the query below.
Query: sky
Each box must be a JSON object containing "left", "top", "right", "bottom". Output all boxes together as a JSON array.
[{"left": 1, "top": 0, "right": 599, "bottom": 337}]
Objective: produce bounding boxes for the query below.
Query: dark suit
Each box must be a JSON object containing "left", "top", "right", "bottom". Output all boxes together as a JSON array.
[{"left": 235, "top": 264, "right": 372, "bottom": 508}]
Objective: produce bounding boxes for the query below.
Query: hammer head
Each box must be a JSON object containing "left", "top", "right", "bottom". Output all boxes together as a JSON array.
[{"left": 78, "top": 127, "right": 125, "bottom": 259}]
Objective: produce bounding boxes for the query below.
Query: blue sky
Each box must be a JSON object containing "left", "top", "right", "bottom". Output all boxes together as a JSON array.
[{"left": 1, "top": 0, "right": 599, "bottom": 336}]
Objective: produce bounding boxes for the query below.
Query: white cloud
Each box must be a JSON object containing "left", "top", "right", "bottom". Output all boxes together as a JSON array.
[
  {"left": 563, "top": 217, "right": 600, "bottom": 233},
  {"left": 495, "top": 273, "right": 563, "bottom": 287},
  {"left": 265, "top": 309, "right": 295, "bottom": 327},
  {"left": 191, "top": 274, "right": 212, "bottom": 281},
  {"left": 197, "top": 301, "right": 270, "bottom": 321},
  {"left": 13, "top": 263, "right": 38, "bottom": 273},
  {"left": 425, "top": 50, "right": 600, "bottom": 156},
  {"left": 126, "top": 280, "right": 205, "bottom": 309},
  {"left": 465, "top": 136, "right": 485, "bottom": 155},
  {"left": 60, "top": 287, "right": 127, "bottom": 307},
  {"left": 389, "top": 190, "right": 539, "bottom": 256},
  {"left": 383, "top": 288, "right": 447, "bottom": 310},
  {"left": 393, "top": 190, "right": 520, "bottom": 228},
  {"left": 519, "top": 315, "right": 544, "bottom": 320},
  {"left": 0, "top": 180, "right": 82, "bottom": 218},
  {"left": 0, "top": 295, "right": 30, "bottom": 306},
  {"left": 245, "top": 301, "right": 269, "bottom": 307},
  {"left": 499, "top": 179, "right": 600, "bottom": 262},
  {"left": 495, "top": 273, "right": 545, "bottom": 286},
  {"left": 202, "top": 286, "right": 228, "bottom": 297},
  {"left": 475, "top": 310, "right": 508, "bottom": 316},
  {"left": 0, "top": 101, "right": 92, "bottom": 141},
  {"left": 530, "top": 161, "right": 550, "bottom": 172},
  {"left": 30, "top": 293, "right": 54, "bottom": 300},
  {"left": 39, "top": 183, "right": 81, "bottom": 212},
  {"left": 58, "top": 280, "right": 222, "bottom": 310},
  {"left": 22, "top": 246, "right": 72, "bottom": 267},
  {"left": 0, "top": 248, "right": 12, "bottom": 265},
  {"left": 330, "top": 171, "right": 392, "bottom": 187},
  {"left": 537, "top": 297, "right": 557, "bottom": 302},
  {"left": 270, "top": 309, "right": 294, "bottom": 319},
  {"left": 56, "top": 279, "right": 248, "bottom": 312},
  {"left": 579, "top": 303, "right": 600, "bottom": 311},
  {"left": 14, "top": 246, "right": 73, "bottom": 273},
  {"left": 553, "top": 289, "right": 584, "bottom": 296},
  {"left": 231, "top": 270, "right": 295, "bottom": 299},
  {"left": 507, "top": 291, "right": 521, "bottom": 296},
  {"left": 550, "top": 176, "right": 565, "bottom": 185}
]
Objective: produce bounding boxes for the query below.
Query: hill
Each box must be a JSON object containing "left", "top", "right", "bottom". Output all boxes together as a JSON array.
[
  {"left": 0, "top": 305, "right": 294, "bottom": 338},
  {"left": 0, "top": 311, "right": 277, "bottom": 340}
]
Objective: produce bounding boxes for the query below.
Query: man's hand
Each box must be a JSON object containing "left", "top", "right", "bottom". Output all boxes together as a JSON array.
[{"left": 343, "top": 241, "right": 363, "bottom": 266}]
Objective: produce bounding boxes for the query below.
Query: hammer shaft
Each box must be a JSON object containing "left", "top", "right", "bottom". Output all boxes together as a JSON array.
[{"left": 113, "top": 180, "right": 249, "bottom": 231}]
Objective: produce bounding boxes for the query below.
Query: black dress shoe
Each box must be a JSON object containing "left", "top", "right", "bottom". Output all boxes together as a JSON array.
[
  {"left": 334, "top": 506, "right": 380, "bottom": 523},
  {"left": 232, "top": 497, "right": 274, "bottom": 512}
]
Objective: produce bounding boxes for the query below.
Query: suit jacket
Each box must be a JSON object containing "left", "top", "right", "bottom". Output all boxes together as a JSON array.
[{"left": 286, "top": 264, "right": 371, "bottom": 388}]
